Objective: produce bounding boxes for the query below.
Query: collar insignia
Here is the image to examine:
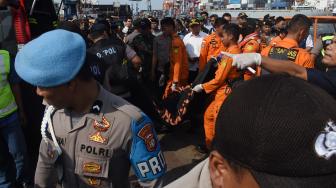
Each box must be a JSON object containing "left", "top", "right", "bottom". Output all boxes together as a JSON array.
[{"left": 93, "top": 116, "right": 110, "bottom": 132}]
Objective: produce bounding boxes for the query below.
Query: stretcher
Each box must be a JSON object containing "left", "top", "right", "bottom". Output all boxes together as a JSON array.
[{"left": 153, "top": 56, "right": 220, "bottom": 126}]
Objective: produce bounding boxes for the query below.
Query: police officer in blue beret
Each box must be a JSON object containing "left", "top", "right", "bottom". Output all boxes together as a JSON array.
[{"left": 15, "top": 29, "right": 166, "bottom": 188}]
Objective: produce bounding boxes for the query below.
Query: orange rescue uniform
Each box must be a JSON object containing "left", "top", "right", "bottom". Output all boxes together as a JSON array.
[
  {"left": 269, "top": 35, "right": 282, "bottom": 46},
  {"left": 199, "top": 33, "right": 226, "bottom": 72},
  {"left": 202, "top": 45, "right": 242, "bottom": 148},
  {"left": 163, "top": 33, "right": 189, "bottom": 99},
  {"left": 239, "top": 32, "right": 261, "bottom": 80},
  {"left": 261, "top": 37, "right": 314, "bottom": 69}
]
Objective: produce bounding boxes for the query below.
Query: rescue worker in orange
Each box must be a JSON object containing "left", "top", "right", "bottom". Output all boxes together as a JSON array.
[
  {"left": 260, "top": 14, "right": 314, "bottom": 75},
  {"left": 199, "top": 18, "right": 228, "bottom": 72},
  {"left": 239, "top": 19, "right": 261, "bottom": 80},
  {"left": 192, "top": 24, "right": 242, "bottom": 149},
  {"left": 162, "top": 17, "right": 189, "bottom": 99}
]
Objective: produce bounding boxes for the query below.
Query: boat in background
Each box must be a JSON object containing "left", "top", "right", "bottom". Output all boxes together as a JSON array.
[
  {"left": 208, "top": 8, "right": 330, "bottom": 19},
  {"left": 207, "top": 0, "right": 331, "bottom": 18}
]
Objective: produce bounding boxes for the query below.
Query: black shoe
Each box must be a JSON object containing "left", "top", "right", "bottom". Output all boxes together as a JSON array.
[{"left": 196, "top": 145, "right": 209, "bottom": 154}]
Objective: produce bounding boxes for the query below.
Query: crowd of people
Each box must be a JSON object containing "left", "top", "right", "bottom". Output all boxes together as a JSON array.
[{"left": 1, "top": 0, "right": 336, "bottom": 187}]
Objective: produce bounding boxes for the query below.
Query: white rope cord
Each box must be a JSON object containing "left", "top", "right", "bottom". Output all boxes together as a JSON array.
[{"left": 40, "top": 106, "right": 62, "bottom": 155}]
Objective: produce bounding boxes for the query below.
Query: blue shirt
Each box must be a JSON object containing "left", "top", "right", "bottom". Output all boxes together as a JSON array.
[{"left": 307, "top": 69, "right": 336, "bottom": 97}]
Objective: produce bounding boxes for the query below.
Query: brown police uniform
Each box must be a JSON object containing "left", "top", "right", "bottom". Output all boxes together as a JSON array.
[
  {"left": 164, "top": 158, "right": 211, "bottom": 188},
  {"left": 35, "top": 86, "right": 166, "bottom": 188}
]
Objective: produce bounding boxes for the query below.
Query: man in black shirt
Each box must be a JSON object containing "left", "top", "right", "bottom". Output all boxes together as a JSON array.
[{"left": 87, "top": 23, "right": 141, "bottom": 100}]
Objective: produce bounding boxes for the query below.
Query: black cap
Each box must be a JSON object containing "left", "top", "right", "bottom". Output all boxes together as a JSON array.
[
  {"left": 238, "top": 12, "right": 248, "bottom": 18},
  {"left": 90, "top": 23, "right": 107, "bottom": 33},
  {"left": 213, "top": 74, "right": 336, "bottom": 188},
  {"left": 200, "top": 11, "right": 209, "bottom": 16},
  {"left": 140, "top": 18, "right": 151, "bottom": 30},
  {"left": 263, "top": 20, "right": 273, "bottom": 26}
]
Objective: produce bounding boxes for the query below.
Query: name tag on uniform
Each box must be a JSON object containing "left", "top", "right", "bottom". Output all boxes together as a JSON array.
[{"left": 269, "top": 47, "right": 299, "bottom": 61}]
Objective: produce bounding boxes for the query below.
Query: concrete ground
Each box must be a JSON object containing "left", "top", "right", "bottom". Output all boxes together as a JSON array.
[{"left": 159, "top": 125, "right": 208, "bottom": 186}]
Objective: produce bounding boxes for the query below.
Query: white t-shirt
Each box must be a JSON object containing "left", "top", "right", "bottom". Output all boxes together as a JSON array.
[
  {"left": 306, "top": 34, "right": 314, "bottom": 48},
  {"left": 122, "top": 26, "right": 129, "bottom": 34},
  {"left": 183, "top": 31, "right": 208, "bottom": 71},
  {"left": 333, "top": 8, "right": 336, "bottom": 14}
]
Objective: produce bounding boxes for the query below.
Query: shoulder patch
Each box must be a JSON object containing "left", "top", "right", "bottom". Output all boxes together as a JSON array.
[
  {"left": 219, "top": 59, "right": 227, "bottom": 68},
  {"left": 130, "top": 113, "right": 166, "bottom": 181},
  {"left": 268, "top": 47, "right": 299, "bottom": 61},
  {"left": 246, "top": 45, "right": 254, "bottom": 52},
  {"left": 137, "top": 124, "right": 157, "bottom": 152},
  {"left": 287, "top": 48, "right": 299, "bottom": 61}
]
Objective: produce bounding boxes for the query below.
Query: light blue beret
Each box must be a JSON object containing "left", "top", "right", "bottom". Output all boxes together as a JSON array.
[{"left": 15, "top": 29, "right": 86, "bottom": 87}]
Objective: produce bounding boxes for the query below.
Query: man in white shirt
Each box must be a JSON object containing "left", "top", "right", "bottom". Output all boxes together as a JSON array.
[
  {"left": 305, "top": 34, "right": 314, "bottom": 52},
  {"left": 122, "top": 17, "right": 133, "bottom": 37},
  {"left": 183, "top": 18, "right": 208, "bottom": 83}
]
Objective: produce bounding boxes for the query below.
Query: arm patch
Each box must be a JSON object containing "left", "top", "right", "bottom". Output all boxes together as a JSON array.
[{"left": 130, "top": 113, "right": 166, "bottom": 181}]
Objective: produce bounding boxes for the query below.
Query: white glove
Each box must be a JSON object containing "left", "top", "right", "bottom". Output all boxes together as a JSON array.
[
  {"left": 221, "top": 52, "right": 262, "bottom": 70},
  {"left": 171, "top": 83, "right": 178, "bottom": 92},
  {"left": 192, "top": 84, "right": 203, "bottom": 93},
  {"left": 159, "top": 74, "right": 165, "bottom": 87}
]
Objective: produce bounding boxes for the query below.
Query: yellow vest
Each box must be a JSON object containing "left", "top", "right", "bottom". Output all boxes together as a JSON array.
[{"left": 0, "top": 50, "right": 17, "bottom": 118}]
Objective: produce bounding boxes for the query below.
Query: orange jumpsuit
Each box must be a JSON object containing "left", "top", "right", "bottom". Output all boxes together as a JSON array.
[
  {"left": 269, "top": 35, "right": 282, "bottom": 46},
  {"left": 239, "top": 32, "right": 261, "bottom": 80},
  {"left": 261, "top": 37, "right": 314, "bottom": 69},
  {"left": 202, "top": 44, "right": 241, "bottom": 148},
  {"left": 199, "top": 33, "right": 226, "bottom": 72},
  {"left": 163, "top": 33, "right": 189, "bottom": 99}
]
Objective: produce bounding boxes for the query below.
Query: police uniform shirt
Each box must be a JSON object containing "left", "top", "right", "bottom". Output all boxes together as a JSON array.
[
  {"left": 87, "top": 38, "right": 127, "bottom": 82},
  {"left": 307, "top": 69, "right": 336, "bottom": 97},
  {"left": 164, "top": 158, "right": 212, "bottom": 188},
  {"left": 153, "top": 34, "right": 172, "bottom": 73},
  {"left": 35, "top": 85, "right": 166, "bottom": 188},
  {"left": 125, "top": 30, "right": 141, "bottom": 45}
]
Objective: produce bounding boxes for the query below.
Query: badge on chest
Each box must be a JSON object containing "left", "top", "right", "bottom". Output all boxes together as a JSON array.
[{"left": 89, "top": 116, "right": 111, "bottom": 144}]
